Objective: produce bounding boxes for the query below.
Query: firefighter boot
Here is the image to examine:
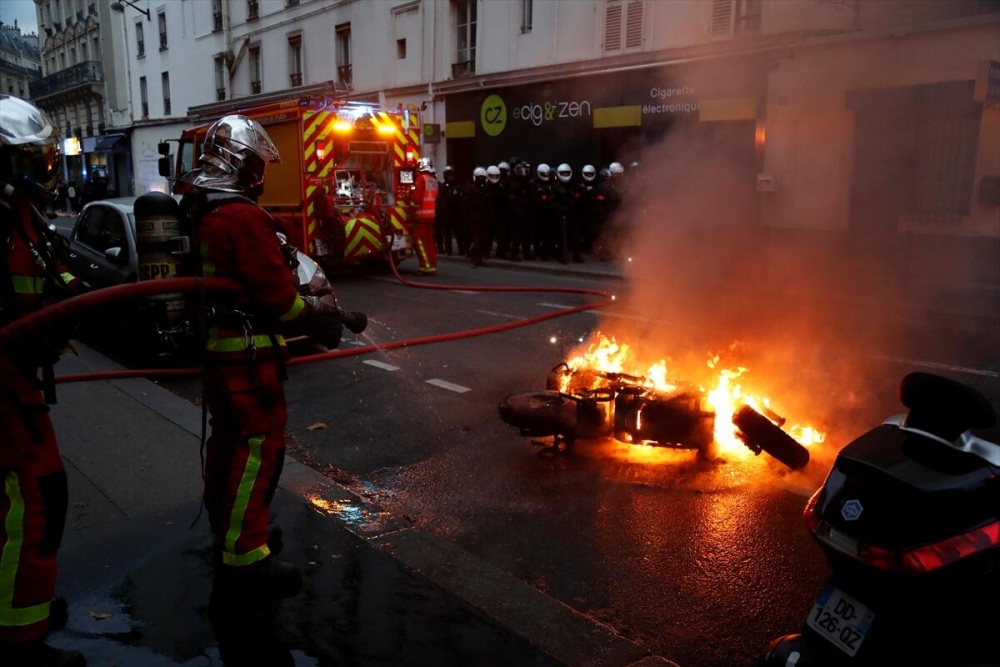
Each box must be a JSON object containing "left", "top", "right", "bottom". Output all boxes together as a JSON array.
[
  {"left": 0, "top": 641, "right": 86, "bottom": 667},
  {"left": 216, "top": 556, "right": 303, "bottom": 599},
  {"left": 210, "top": 580, "right": 294, "bottom": 667}
]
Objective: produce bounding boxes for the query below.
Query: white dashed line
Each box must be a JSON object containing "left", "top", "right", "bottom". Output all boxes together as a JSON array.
[
  {"left": 873, "top": 356, "right": 999, "bottom": 379},
  {"left": 453, "top": 290, "right": 478, "bottom": 295},
  {"left": 475, "top": 309, "right": 522, "bottom": 320},
  {"left": 426, "top": 378, "right": 471, "bottom": 393},
  {"left": 349, "top": 340, "right": 366, "bottom": 346},
  {"left": 537, "top": 302, "right": 574, "bottom": 309},
  {"left": 363, "top": 360, "right": 400, "bottom": 372}
]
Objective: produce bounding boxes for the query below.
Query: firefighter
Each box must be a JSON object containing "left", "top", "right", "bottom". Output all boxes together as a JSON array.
[
  {"left": 436, "top": 166, "right": 461, "bottom": 256},
  {"left": 411, "top": 157, "right": 438, "bottom": 275},
  {"left": 178, "top": 116, "right": 362, "bottom": 648},
  {"left": 532, "top": 163, "right": 553, "bottom": 260},
  {"left": 465, "top": 167, "right": 492, "bottom": 267},
  {"left": 0, "top": 96, "right": 86, "bottom": 667}
]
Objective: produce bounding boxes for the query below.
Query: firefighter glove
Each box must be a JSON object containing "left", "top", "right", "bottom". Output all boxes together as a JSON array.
[{"left": 301, "top": 295, "right": 345, "bottom": 349}]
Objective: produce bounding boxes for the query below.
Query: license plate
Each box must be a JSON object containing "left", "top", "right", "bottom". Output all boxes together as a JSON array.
[
  {"left": 806, "top": 586, "right": 874, "bottom": 657},
  {"left": 391, "top": 235, "right": 411, "bottom": 251}
]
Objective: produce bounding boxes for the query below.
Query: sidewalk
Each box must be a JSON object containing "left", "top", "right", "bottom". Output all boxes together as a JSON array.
[{"left": 44, "top": 343, "right": 677, "bottom": 667}]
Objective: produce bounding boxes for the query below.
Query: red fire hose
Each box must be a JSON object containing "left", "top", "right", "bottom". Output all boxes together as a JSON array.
[{"left": 0, "top": 259, "right": 612, "bottom": 384}]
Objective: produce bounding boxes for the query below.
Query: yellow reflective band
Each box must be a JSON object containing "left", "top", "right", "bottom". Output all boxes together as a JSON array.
[
  {"left": 205, "top": 334, "right": 286, "bottom": 353},
  {"left": 222, "top": 543, "right": 271, "bottom": 567},
  {"left": 59, "top": 272, "right": 76, "bottom": 285},
  {"left": 224, "top": 435, "right": 264, "bottom": 557},
  {"left": 10, "top": 276, "right": 45, "bottom": 294},
  {"left": 0, "top": 473, "right": 49, "bottom": 627},
  {"left": 279, "top": 295, "right": 305, "bottom": 322}
]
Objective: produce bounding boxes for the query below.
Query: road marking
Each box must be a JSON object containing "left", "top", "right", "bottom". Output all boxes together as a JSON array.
[
  {"left": 537, "top": 302, "right": 575, "bottom": 309},
  {"left": 426, "top": 378, "right": 471, "bottom": 393},
  {"left": 363, "top": 360, "right": 400, "bottom": 372},
  {"left": 873, "top": 356, "right": 1000, "bottom": 379},
  {"left": 475, "top": 309, "right": 522, "bottom": 320},
  {"left": 453, "top": 290, "right": 478, "bottom": 295},
  {"left": 349, "top": 340, "right": 366, "bottom": 346}
]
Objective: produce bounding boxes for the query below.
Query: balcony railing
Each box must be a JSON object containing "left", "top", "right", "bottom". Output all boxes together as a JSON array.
[
  {"left": 290, "top": 72, "right": 302, "bottom": 87},
  {"left": 337, "top": 64, "right": 352, "bottom": 86},
  {"left": 159, "top": 33, "right": 168, "bottom": 50},
  {"left": 29, "top": 61, "right": 103, "bottom": 99},
  {"left": 137, "top": 40, "right": 145, "bottom": 57},
  {"left": 451, "top": 60, "right": 475, "bottom": 78},
  {"left": 141, "top": 102, "right": 148, "bottom": 118}
]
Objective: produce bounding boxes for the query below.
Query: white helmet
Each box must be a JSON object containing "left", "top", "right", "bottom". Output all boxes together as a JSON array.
[
  {"left": 556, "top": 163, "right": 572, "bottom": 183},
  {"left": 417, "top": 157, "right": 434, "bottom": 173},
  {"left": 536, "top": 163, "right": 551, "bottom": 181},
  {"left": 184, "top": 114, "right": 281, "bottom": 194},
  {"left": 581, "top": 164, "right": 596, "bottom": 182},
  {"left": 609, "top": 161, "right": 624, "bottom": 177},
  {"left": 486, "top": 165, "right": 501, "bottom": 183},
  {"left": 498, "top": 161, "right": 510, "bottom": 175},
  {"left": 473, "top": 166, "right": 487, "bottom": 183}
]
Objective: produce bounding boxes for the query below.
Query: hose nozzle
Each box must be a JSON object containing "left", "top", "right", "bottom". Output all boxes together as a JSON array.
[{"left": 339, "top": 309, "right": 368, "bottom": 334}]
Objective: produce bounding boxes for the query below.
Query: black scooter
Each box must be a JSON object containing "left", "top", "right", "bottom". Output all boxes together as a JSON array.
[{"left": 762, "top": 372, "right": 999, "bottom": 666}]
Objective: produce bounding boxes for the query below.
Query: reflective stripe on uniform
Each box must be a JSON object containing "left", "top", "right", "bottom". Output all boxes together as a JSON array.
[
  {"left": 0, "top": 473, "right": 51, "bottom": 627},
  {"left": 205, "top": 334, "right": 286, "bottom": 353},
  {"left": 278, "top": 295, "right": 305, "bottom": 322},
  {"left": 10, "top": 276, "right": 45, "bottom": 294},
  {"left": 59, "top": 272, "right": 76, "bottom": 285},
  {"left": 223, "top": 436, "right": 267, "bottom": 566},
  {"left": 416, "top": 238, "right": 430, "bottom": 268}
]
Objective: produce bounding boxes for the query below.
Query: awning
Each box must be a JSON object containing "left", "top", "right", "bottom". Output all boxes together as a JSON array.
[{"left": 94, "top": 133, "right": 127, "bottom": 151}]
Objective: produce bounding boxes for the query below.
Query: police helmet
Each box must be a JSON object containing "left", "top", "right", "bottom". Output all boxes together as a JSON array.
[
  {"left": 486, "top": 165, "right": 501, "bottom": 183},
  {"left": 498, "top": 161, "right": 510, "bottom": 177},
  {"left": 536, "top": 163, "right": 551, "bottom": 181},
  {"left": 556, "top": 163, "right": 572, "bottom": 183},
  {"left": 609, "top": 162, "right": 624, "bottom": 177},
  {"left": 581, "top": 165, "right": 597, "bottom": 182},
  {"left": 473, "top": 166, "right": 487, "bottom": 184}
]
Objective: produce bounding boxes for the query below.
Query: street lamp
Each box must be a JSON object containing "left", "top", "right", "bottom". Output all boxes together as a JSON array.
[{"left": 110, "top": 1, "right": 150, "bottom": 20}]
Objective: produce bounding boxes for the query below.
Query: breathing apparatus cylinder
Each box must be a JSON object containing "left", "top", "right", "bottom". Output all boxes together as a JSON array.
[{"left": 134, "top": 192, "right": 192, "bottom": 325}]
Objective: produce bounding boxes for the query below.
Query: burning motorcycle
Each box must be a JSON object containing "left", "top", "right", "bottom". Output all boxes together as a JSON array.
[
  {"left": 761, "top": 372, "right": 999, "bottom": 666},
  {"left": 498, "top": 363, "right": 811, "bottom": 470}
]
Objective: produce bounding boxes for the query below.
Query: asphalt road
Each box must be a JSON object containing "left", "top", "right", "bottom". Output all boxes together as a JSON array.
[{"left": 142, "top": 257, "right": 999, "bottom": 667}]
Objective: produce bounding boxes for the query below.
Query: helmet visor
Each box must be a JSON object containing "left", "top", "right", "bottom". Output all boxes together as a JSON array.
[{"left": 5, "top": 143, "right": 61, "bottom": 190}]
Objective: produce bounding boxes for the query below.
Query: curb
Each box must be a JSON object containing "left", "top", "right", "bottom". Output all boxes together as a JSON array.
[{"left": 67, "top": 342, "right": 680, "bottom": 667}]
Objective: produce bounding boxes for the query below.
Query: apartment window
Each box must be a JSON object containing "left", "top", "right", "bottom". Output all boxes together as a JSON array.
[
  {"left": 135, "top": 21, "right": 145, "bottom": 57},
  {"left": 336, "top": 23, "right": 351, "bottom": 84},
  {"left": 249, "top": 46, "right": 261, "bottom": 94},
  {"left": 736, "top": 0, "right": 762, "bottom": 34},
  {"left": 455, "top": 0, "right": 476, "bottom": 74},
  {"left": 288, "top": 35, "right": 303, "bottom": 87},
  {"left": 161, "top": 71, "right": 171, "bottom": 115},
  {"left": 287, "top": 0, "right": 300, "bottom": 5},
  {"left": 70, "top": 47, "right": 76, "bottom": 64},
  {"left": 60, "top": 51, "right": 66, "bottom": 69},
  {"left": 139, "top": 76, "right": 148, "bottom": 118},
  {"left": 605, "top": 0, "right": 643, "bottom": 51},
  {"left": 248, "top": 0, "right": 259, "bottom": 20},
  {"left": 80, "top": 42, "right": 87, "bottom": 62},
  {"left": 396, "top": 39, "right": 406, "bottom": 59},
  {"left": 212, "top": 0, "right": 223, "bottom": 32},
  {"left": 215, "top": 55, "right": 226, "bottom": 100},
  {"left": 93, "top": 37, "right": 99, "bottom": 57},
  {"left": 521, "top": 0, "right": 532, "bottom": 33},
  {"left": 158, "top": 10, "right": 167, "bottom": 50}
]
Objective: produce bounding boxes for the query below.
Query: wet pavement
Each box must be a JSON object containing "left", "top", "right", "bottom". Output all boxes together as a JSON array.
[{"left": 51, "top": 489, "right": 566, "bottom": 667}]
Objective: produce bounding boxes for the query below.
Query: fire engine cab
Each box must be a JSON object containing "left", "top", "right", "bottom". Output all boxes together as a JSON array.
[{"left": 159, "top": 84, "right": 422, "bottom": 269}]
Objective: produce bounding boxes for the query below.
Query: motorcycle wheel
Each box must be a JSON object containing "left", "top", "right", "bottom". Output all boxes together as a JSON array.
[
  {"left": 733, "top": 405, "right": 811, "bottom": 470},
  {"left": 498, "top": 391, "right": 578, "bottom": 436}
]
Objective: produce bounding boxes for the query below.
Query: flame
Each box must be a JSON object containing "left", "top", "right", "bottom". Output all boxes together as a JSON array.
[{"left": 559, "top": 333, "right": 827, "bottom": 462}]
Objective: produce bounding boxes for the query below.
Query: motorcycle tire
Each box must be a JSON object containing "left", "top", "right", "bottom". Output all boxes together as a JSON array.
[
  {"left": 732, "top": 405, "right": 810, "bottom": 470},
  {"left": 499, "top": 391, "right": 578, "bottom": 437}
]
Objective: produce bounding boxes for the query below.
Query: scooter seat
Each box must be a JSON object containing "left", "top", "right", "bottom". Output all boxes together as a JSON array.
[{"left": 900, "top": 372, "right": 996, "bottom": 440}]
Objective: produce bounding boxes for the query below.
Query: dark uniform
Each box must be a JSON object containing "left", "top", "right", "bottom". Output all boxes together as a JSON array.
[
  {"left": 435, "top": 169, "right": 462, "bottom": 255},
  {"left": 464, "top": 175, "right": 493, "bottom": 266}
]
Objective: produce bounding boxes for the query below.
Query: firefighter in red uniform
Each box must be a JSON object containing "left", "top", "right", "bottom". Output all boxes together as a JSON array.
[
  {"left": 410, "top": 157, "right": 438, "bottom": 275},
  {"left": 0, "top": 96, "right": 86, "bottom": 666},
  {"left": 179, "top": 115, "right": 365, "bottom": 661}
]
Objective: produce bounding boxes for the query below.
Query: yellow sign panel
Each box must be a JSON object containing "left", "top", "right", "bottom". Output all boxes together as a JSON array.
[{"left": 63, "top": 137, "right": 81, "bottom": 156}]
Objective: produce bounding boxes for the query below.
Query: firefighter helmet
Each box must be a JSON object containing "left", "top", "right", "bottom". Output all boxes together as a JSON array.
[
  {"left": 418, "top": 157, "right": 434, "bottom": 173},
  {"left": 183, "top": 114, "right": 281, "bottom": 194},
  {"left": 536, "top": 163, "right": 551, "bottom": 181},
  {"left": 581, "top": 164, "right": 596, "bottom": 182},
  {"left": 556, "top": 163, "right": 572, "bottom": 183},
  {"left": 486, "top": 165, "right": 501, "bottom": 183},
  {"left": 473, "top": 166, "right": 487, "bottom": 184},
  {"left": 0, "top": 95, "right": 62, "bottom": 199},
  {"left": 609, "top": 162, "right": 624, "bottom": 177}
]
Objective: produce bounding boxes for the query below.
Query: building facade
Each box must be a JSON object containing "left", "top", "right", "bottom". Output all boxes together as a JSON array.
[
  {"left": 119, "top": 0, "right": 999, "bottom": 278},
  {"left": 31, "top": 0, "right": 131, "bottom": 196},
  {"left": 0, "top": 21, "right": 42, "bottom": 99}
]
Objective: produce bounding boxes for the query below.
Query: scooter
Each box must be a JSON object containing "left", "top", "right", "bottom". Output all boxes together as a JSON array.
[{"left": 761, "top": 372, "right": 999, "bottom": 666}]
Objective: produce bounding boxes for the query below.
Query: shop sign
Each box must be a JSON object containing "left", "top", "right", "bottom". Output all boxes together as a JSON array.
[{"left": 63, "top": 137, "right": 81, "bottom": 156}]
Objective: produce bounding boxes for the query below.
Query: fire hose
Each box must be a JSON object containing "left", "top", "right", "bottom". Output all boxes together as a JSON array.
[{"left": 0, "top": 259, "right": 613, "bottom": 384}]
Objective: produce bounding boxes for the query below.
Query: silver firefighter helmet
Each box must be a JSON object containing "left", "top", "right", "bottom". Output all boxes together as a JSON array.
[{"left": 182, "top": 114, "right": 281, "bottom": 194}]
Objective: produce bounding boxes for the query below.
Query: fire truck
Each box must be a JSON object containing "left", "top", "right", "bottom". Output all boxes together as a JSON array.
[{"left": 158, "top": 84, "right": 422, "bottom": 268}]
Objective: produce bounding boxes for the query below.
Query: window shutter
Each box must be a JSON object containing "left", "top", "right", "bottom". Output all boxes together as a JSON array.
[
  {"left": 625, "top": 0, "right": 643, "bottom": 48},
  {"left": 710, "top": 0, "right": 734, "bottom": 36},
  {"left": 605, "top": 1, "right": 622, "bottom": 51}
]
